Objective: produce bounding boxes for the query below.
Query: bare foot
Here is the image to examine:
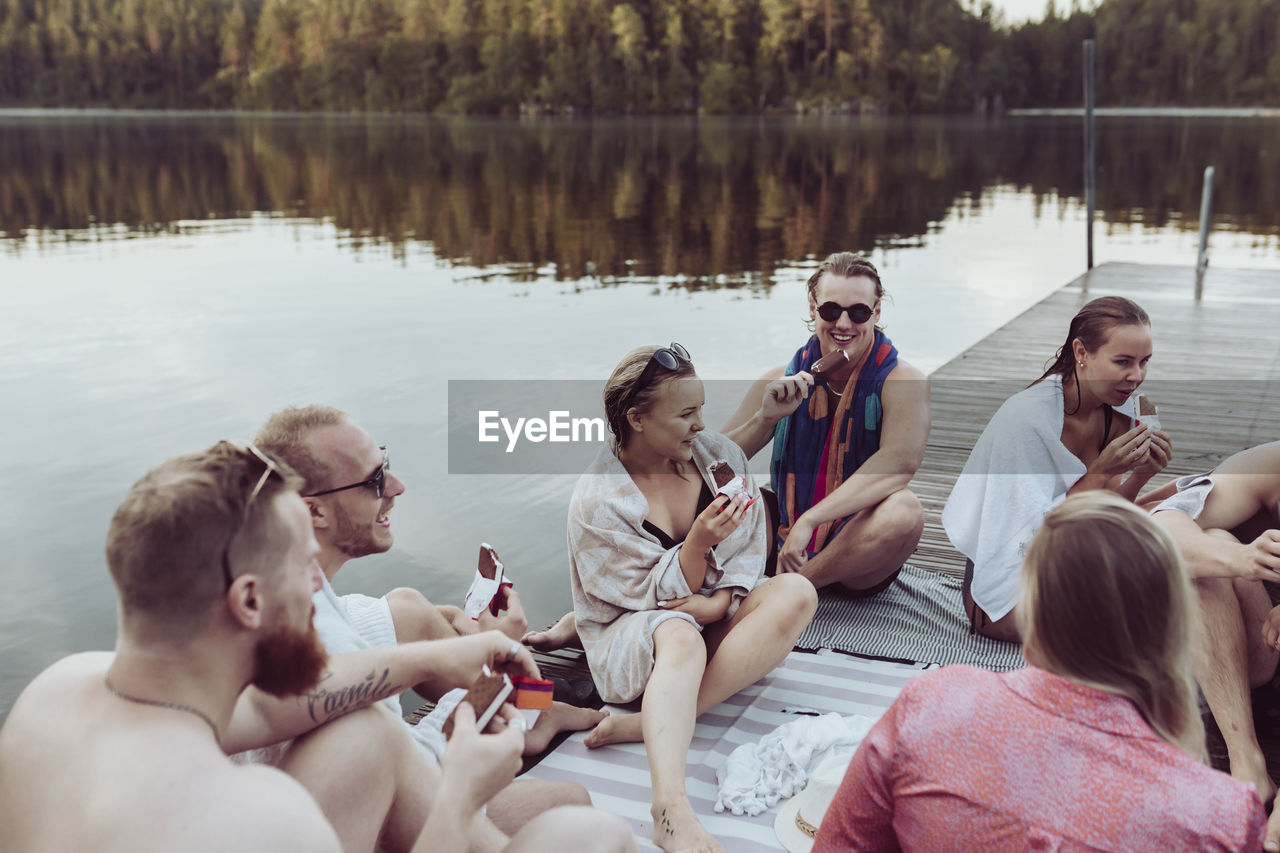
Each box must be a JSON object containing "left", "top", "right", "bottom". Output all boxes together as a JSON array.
[
  {"left": 522, "top": 611, "right": 580, "bottom": 651},
  {"left": 523, "top": 701, "right": 608, "bottom": 755},
  {"left": 583, "top": 711, "right": 643, "bottom": 748},
  {"left": 652, "top": 796, "right": 724, "bottom": 853},
  {"left": 1230, "top": 751, "right": 1276, "bottom": 804},
  {"left": 1265, "top": 801, "right": 1280, "bottom": 852}
]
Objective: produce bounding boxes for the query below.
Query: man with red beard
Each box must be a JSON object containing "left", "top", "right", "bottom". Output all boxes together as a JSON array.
[
  {"left": 0, "top": 441, "right": 634, "bottom": 853},
  {"left": 255, "top": 406, "right": 605, "bottom": 832}
]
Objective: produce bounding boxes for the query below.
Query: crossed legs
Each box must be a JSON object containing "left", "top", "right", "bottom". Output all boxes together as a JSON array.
[
  {"left": 799, "top": 489, "right": 924, "bottom": 592},
  {"left": 584, "top": 574, "right": 817, "bottom": 853}
]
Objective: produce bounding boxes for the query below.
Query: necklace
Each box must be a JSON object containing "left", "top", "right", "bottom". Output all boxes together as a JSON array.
[
  {"left": 828, "top": 384, "right": 843, "bottom": 398},
  {"left": 104, "top": 675, "right": 220, "bottom": 743}
]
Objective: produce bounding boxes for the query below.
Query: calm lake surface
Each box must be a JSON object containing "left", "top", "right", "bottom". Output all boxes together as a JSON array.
[{"left": 2, "top": 112, "right": 1279, "bottom": 717}]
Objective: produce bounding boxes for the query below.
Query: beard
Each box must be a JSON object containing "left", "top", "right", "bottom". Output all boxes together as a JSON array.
[
  {"left": 330, "top": 500, "right": 392, "bottom": 559},
  {"left": 251, "top": 614, "right": 330, "bottom": 698}
]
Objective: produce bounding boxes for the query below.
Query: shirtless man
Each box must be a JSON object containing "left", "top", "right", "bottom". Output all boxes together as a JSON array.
[
  {"left": 0, "top": 441, "right": 633, "bottom": 853},
  {"left": 254, "top": 406, "right": 605, "bottom": 830},
  {"left": 1144, "top": 441, "right": 1280, "bottom": 850}
]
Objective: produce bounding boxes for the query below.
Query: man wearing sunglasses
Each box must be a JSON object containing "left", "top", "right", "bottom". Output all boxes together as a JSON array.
[
  {"left": 0, "top": 441, "right": 632, "bottom": 853},
  {"left": 723, "top": 251, "right": 929, "bottom": 594},
  {"left": 255, "top": 405, "right": 607, "bottom": 833}
]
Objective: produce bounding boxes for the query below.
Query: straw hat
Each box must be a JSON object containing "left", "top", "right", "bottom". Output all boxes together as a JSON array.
[{"left": 774, "top": 753, "right": 852, "bottom": 853}]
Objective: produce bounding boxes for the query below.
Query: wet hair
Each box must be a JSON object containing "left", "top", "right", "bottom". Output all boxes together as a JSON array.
[
  {"left": 805, "top": 252, "right": 885, "bottom": 333},
  {"left": 1019, "top": 492, "right": 1205, "bottom": 760},
  {"left": 106, "top": 442, "right": 303, "bottom": 641},
  {"left": 1035, "top": 296, "right": 1150, "bottom": 392},
  {"left": 603, "top": 345, "right": 697, "bottom": 451},
  {"left": 255, "top": 405, "right": 348, "bottom": 493}
]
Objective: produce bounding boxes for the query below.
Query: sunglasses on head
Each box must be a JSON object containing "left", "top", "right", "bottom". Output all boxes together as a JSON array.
[
  {"left": 816, "top": 301, "right": 876, "bottom": 324},
  {"left": 648, "top": 342, "right": 691, "bottom": 372},
  {"left": 305, "top": 446, "right": 391, "bottom": 500},
  {"left": 623, "top": 343, "right": 693, "bottom": 412},
  {"left": 219, "top": 440, "right": 288, "bottom": 590}
]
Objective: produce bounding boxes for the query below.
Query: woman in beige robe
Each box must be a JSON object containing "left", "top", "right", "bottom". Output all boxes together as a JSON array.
[{"left": 569, "top": 344, "right": 817, "bottom": 853}]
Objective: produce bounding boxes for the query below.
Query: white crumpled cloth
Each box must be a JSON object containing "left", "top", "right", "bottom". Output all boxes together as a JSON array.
[{"left": 714, "top": 712, "right": 876, "bottom": 816}]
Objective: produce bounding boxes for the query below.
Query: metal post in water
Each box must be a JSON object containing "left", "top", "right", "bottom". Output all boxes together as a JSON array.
[
  {"left": 1196, "top": 165, "right": 1215, "bottom": 274},
  {"left": 1083, "top": 39, "right": 1095, "bottom": 271}
]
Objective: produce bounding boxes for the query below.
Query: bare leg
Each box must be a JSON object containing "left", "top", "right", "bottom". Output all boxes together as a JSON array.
[
  {"left": 486, "top": 779, "right": 591, "bottom": 836},
  {"left": 523, "top": 611, "right": 581, "bottom": 651},
  {"left": 801, "top": 489, "right": 924, "bottom": 592},
  {"left": 1194, "top": 572, "right": 1279, "bottom": 801},
  {"left": 697, "top": 574, "right": 817, "bottom": 708},
  {"left": 387, "top": 587, "right": 466, "bottom": 701},
  {"left": 387, "top": 587, "right": 460, "bottom": 642},
  {"left": 522, "top": 702, "right": 607, "bottom": 755},
  {"left": 585, "top": 574, "right": 817, "bottom": 747},
  {"left": 280, "top": 704, "right": 506, "bottom": 853},
  {"left": 639, "top": 620, "right": 722, "bottom": 853},
  {"left": 963, "top": 591, "right": 1022, "bottom": 643},
  {"left": 503, "top": 806, "right": 638, "bottom": 853}
]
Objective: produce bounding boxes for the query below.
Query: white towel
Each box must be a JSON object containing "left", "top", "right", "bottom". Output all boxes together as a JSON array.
[{"left": 714, "top": 712, "right": 877, "bottom": 816}]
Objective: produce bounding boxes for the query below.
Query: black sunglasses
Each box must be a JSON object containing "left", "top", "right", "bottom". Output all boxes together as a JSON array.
[
  {"left": 649, "top": 342, "right": 691, "bottom": 372},
  {"left": 816, "top": 301, "right": 876, "bottom": 324},
  {"left": 220, "top": 441, "right": 287, "bottom": 590},
  {"left": 305, "top": 446, "right": 391, "bottom": 500}
]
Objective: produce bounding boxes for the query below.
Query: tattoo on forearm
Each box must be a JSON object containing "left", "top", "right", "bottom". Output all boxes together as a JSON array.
[
  {"left": 660, "top": 808, "right": 672, "bottom": 836},
  {"left": 303, "top": 667, "right": 404, "bottom": 722}
]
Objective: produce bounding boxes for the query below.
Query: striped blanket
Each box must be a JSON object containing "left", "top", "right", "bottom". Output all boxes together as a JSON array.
[
  {"left": 523, "top": 650, "right": 928, "bottom": 852},
  {"left": 795, "top": 564, "right": 1026, "bottom": 671}
]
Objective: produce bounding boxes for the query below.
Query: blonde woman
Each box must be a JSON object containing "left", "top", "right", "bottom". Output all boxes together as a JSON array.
[
  {"left": 569, "top": 344, "right": 817, "bottom": 853},
  {"left": 815, "top": 492, "right": 1264, "bottom": 852}
]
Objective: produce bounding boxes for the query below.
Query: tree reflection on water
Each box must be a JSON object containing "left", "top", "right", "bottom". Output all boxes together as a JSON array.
[{"left": 1, "top": 114, "right": 1277, "bottom": 288}]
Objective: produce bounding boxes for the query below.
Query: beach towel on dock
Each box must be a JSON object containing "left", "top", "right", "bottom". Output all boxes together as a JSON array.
[
  {"left": 568, "top": 431, "right": 768, "bottom": 704},
  {"left": 795, "top": 564, "right": 1026, "bottom": 671},
  {"left": 523, "top": 650, "right": 926, "bottom": 852}
]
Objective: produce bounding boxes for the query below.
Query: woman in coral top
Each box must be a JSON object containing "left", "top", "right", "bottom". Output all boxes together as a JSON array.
[{"left": 814, "top": 491, "right": 1265, "bottom": 852}]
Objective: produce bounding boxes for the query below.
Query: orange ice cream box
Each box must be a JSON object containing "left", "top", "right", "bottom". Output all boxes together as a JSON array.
[{"left": 512, "top": 676, "right": 554, "bottom": 710}]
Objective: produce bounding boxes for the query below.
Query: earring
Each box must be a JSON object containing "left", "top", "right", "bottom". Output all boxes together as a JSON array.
[{"left": 1078, "top": 362, "right": 1084, "bottom": 368}]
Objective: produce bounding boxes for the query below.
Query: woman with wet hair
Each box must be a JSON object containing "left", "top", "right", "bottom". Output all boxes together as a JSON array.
[
  {"left": 943, "top": 296, "right": 1173, "bottom": 642},
  {"left": 815, "top": 492, "right": 1265, "bottom": 851},
  {"left": 568, "top": 343, "right": 817, "bottom": 853}
]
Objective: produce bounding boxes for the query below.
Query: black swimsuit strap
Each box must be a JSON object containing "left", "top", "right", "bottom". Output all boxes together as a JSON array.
[{"left": 1100, "top": 406, "right": 1113, "bottom": 454}]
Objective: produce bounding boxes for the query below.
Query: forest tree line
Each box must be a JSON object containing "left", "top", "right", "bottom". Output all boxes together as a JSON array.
[{"left": 0, "top": 0, "right": 1277, "bottom": 113}]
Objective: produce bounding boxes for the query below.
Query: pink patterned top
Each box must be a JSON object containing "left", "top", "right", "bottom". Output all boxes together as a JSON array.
[{"left": 814, "top": 665, "right": 1264, "bottom": 852}]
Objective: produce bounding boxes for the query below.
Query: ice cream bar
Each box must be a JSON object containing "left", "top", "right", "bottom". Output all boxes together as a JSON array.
[
  {"left": 707, "top": 460, "right": 757, "bottom": 509},
  {"left": 1135, "top": 394, "right": 1161, "bottom": 431},
  {"left": 811, "top": 348, "right": 852, "bottom": 383},
  {"left": 443, "top": 667, "right": 513, "bottom": 737},
  {"left": 463, "top": 543, "right": 514, "bottom": 620},
  {"left": 512, "top": 676, "right": 554, "bottom": 710},
  {"left": 709, "top": 461, "right": 735, "bottom": 490}
]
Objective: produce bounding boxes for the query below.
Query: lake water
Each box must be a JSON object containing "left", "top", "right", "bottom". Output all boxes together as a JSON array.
[{"left": 2, "top": 112, "right": 1279, "bottom": 718}]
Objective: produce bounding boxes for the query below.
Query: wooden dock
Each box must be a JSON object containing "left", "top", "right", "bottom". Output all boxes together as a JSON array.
[{"left": 910, "top": 261, "right": 1280, "bottom": 579}]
